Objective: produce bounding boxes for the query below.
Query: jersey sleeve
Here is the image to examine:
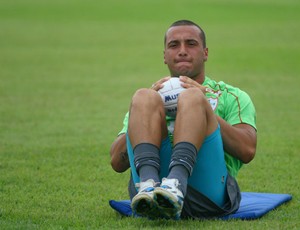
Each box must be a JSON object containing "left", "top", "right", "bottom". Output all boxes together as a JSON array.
[{"left": 224, "top": 89, "right": 257, "bottom": 130}]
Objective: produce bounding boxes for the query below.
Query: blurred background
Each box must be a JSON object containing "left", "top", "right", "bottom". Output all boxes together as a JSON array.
[{"left": 0, "top": 0, "right": 299, "bottom": 228}]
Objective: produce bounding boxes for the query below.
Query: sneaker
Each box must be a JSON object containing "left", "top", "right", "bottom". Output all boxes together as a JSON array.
[
  {"left": 154, "top": 178, "right": 184, "bottom": 220},
  {"left": 131, "top": 179, "right": 159, "bottom": 219}
]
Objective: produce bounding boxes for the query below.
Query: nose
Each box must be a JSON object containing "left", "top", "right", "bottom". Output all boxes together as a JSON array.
[{"left": 178, "top": 44, "right": 187, "bottom": 56}]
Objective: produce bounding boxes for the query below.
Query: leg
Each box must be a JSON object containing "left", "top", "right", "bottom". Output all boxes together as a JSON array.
[
  {"left": 171, "top": 87, "right": 219, "bottom": 194},
  {"left": 175, "top": 90, "right": 229, "bottom": 208},
  {"left": 187, "top": 125, "right": 228, "bottom": 207},
  {"left": 128, "top": 88, "right": 168, "bottom": 148},
  {"left": 128, "top": 88, "right": 168, "bottom": 218},
  {"left": 128, "top": 88, "right": 168, "bottom": 183},
  {"left": 154, "top": 88, "right": 220, "bottom": 219},
  {"left": 170, "top": 87, "right": 218, "bottom": 194},
  {"left": 174, "top": 88, "right": 218, "bottom": 148},
  {"left": 126, "top": 135, "right": 173, "bottom": 188}
]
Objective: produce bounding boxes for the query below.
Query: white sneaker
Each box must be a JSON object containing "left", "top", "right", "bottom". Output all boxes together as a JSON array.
[
  {"left": 154, "top": 178, "right": 184, "bottom": 220},
  {"left": 131, "top": 179, "right": 159, "bottom": 218}
]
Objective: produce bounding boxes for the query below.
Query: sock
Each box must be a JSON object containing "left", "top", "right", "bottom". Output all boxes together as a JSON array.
[
  {"left": 167, "top": 165, "right": 189, "bottom": 196},
  {"left": 168, "top": 142, "right": 198, "bottom": 196},
  {"left": 133, "top": 143, "right": 160, "bottom": 183},
  {"left": 139, "top": 165, "right": 159, "bottom": 183}
]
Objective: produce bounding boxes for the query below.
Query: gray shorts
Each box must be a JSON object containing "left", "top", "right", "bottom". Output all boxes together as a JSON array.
[{"left": 128, "top": 173, "right": 241, "bottom": 219}]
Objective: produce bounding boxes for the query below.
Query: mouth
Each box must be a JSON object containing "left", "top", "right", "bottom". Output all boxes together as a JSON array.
[
  {"left": 175, "top": 61, "right": 192, "bottom": 67},
  {"left": 175, "top": 59, "right": 191, "bottom": 63},
  {"left": 173, "top": 62, "right": 192, "bottom": 75}
]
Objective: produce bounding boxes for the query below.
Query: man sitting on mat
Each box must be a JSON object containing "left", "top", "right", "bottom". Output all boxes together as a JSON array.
[{"left": 110, "top": 19, "right": 257, "bottom": 220}]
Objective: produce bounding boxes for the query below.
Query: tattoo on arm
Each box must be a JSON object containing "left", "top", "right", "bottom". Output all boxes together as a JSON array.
[{"left": 120, "top": 150, "right": 128, "bottom": 162}]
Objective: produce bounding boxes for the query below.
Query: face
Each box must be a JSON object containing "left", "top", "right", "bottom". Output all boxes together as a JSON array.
[{"left": 164, "top": 25, "right": 208, "bottom": 81}]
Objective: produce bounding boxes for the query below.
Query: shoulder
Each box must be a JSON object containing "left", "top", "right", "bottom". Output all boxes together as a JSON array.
[{"left": 204, "top": 76, "right": 251, "bottom": 100}]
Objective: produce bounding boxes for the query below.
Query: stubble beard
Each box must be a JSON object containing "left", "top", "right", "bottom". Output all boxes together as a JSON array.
[{"left": 171, "top": 68, "right": 198, "bottom": 79}]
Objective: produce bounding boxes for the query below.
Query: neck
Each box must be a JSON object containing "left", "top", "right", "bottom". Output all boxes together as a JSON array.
[{"left": 190, "top": 72, "right": 205, "bottom": 84}]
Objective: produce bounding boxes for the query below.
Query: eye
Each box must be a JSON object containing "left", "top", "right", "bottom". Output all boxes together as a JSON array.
[
  {"left": 188, "top": 41, "right": 197, "bottom": 46},
  {"left": 168, "top": 41, "right": 178, "bottom": 48},
  {"left": 187, "top": 40, "right": 198, "bottom": 46}
]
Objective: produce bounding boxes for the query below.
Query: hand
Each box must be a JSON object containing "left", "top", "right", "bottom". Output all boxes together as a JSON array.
[
  {"left": 179, "top": 76, "right": 210, "bottom": 94},
  {"left": 150, "top": 76, "right": 171, "bottom": 91}
]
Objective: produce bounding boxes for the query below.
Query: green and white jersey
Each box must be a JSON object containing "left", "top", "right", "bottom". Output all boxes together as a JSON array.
[
  {"left": 118, "top": 76, "right": 257, "bottom": 178},
  {"left": 204, "top": 76, "right": 256, "bottom": 177}
]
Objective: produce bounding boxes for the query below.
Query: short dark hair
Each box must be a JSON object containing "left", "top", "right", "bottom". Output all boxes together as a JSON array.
[{"left": 164, "top": 20, "right": 206, "bottom": 48}]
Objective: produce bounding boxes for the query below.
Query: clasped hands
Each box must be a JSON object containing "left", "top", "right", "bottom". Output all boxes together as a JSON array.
[{"left": 150, "top": 76, "right": 211, "bottom": 94}]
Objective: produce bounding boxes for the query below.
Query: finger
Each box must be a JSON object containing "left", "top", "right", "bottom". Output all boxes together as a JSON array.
[
  {"left": 151, "top": 76, "right": 171, "bottom": 91},
  {"left": 150, "top": 83, "right": 160, "bottom": 91},
  {"left": 179, "top": 75, "right": 188, "bottom": 82},
  {"left": 159, "top": 76, "right": 171, "bottom": 84},
  {"left": 179, "top": 76, "right": 198, "bottom": 88}
]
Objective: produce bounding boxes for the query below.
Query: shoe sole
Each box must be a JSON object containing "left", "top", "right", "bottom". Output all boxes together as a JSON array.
[
  {"left": 131, "top": 193, "right": 161, "bottom": 219},
  {"left": 154, "top": 188, "right": 182, "bottom": 220}
]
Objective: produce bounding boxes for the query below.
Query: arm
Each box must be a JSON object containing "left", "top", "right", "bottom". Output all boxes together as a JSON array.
[
  {"left": 178, "top": 76, "right": 257, "bottom": 163},
  {"left": 216, "top": 116, "right": 257, "bottom": 164},
  {"left": 110, "top": 133, "right": 130, "bottom": 172}
]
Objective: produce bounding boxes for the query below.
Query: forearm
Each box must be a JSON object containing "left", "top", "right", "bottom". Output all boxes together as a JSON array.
[
  {"left": 110, "top": 134, "right": 130, "bottom": 172},
  {"left": 216, "top": 116, "right": 257, "bottom": 163}
]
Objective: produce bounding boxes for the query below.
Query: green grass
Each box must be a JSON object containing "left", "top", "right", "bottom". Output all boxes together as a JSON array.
[{"left": 1, "top": 0, "right": 299, "bottom": 229}]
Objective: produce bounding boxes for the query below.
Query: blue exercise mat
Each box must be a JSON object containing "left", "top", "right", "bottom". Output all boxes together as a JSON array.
[{"left": 109, "top": 192, "right": 292, "bottom": 220}]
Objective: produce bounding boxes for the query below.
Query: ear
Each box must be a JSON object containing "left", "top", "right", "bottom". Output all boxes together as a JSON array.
[
  {"left": 163, "top": 50, "right": 167, "bottom": 64},
  {"left": 204, "top": 48, "right": 208, "bottom": 61}
]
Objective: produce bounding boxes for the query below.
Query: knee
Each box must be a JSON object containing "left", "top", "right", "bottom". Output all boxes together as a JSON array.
[
  {"left": 131, "top": 88, "right": 163, "bottom": 110},
  {"left": 178, "top": 88, "right": 207, "bottom": 107}
]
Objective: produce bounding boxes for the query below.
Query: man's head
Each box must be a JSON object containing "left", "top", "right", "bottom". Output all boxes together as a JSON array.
[
  {"left": 164, "top": 20, "right": 206, "bottom": 48},
  {"left": 163, "top": 20, "right": 208, "bottom": 82}
]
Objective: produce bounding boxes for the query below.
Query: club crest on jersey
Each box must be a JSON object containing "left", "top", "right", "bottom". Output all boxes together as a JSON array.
[{"left": 207, "top": 97, "right": 218, "bottom": 111}]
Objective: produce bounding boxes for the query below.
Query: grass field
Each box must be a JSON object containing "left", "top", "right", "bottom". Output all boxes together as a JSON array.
[{"left": 1, "top": 0, "right": 299, "bottom": 229}]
